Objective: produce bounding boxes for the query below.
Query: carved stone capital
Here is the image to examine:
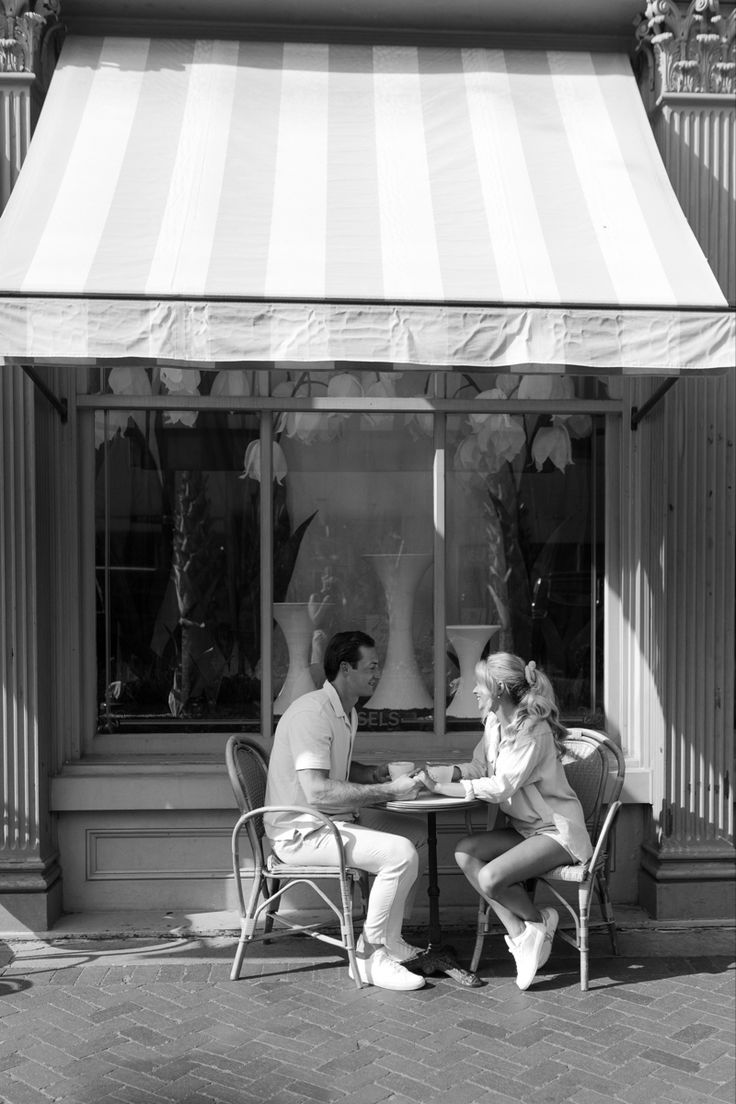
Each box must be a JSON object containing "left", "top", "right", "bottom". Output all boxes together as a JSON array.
[
  {"left": 636, "top": 0, "right": 736, "bottom": 97},
  {"left": 0, "top": 0, "right": 62, "bottom": 76}
]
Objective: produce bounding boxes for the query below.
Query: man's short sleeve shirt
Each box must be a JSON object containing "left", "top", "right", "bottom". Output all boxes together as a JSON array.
[{"left": 264, "top": 682, "right": 358, "bottom": 844}]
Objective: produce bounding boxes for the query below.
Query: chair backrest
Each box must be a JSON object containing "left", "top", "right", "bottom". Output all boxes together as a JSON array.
[
  {"left": 225, "top": 735, "right": 270, "bottom": 840},
  {"left": 560, "top": 728, "right": 626, "bottom": 845}
]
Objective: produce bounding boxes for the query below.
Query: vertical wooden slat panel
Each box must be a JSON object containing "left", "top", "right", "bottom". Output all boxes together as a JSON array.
[
  {"left": 0, "top": 366, "right": 39, "bottom": 854},
  {"left": 638, "top": 91, "right": 736, "bottom": 883}
]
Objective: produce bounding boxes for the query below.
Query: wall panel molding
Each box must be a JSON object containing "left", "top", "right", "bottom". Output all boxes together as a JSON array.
[{"left": 86, "top": 827, "right": 232, "bottom": 880}]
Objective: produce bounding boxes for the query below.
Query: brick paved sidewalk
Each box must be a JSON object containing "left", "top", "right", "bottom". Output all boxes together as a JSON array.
[{"left": 1, "top": 924, "right": 734, "bottom": 1104}]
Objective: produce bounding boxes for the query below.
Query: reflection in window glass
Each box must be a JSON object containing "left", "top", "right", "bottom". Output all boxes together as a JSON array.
[
  {"left": 448, "top": 391, "right": 603, "bottom": 723},
  {"left": 95, "top": 399, "right": 263, "bottom": 733},
  {"left": 276, "top": 392, "right": 434, "bottom": 731},
  {"left": 92, "top": 365, "right": 604, "bottom": 734}
]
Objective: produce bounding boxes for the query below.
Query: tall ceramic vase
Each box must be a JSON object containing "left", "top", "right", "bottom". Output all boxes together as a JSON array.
[
  {"left": 363, "top": 552, "right": 433, "bottom": 710},
  {"left": 273, "top": 602, "right": 316, "bottom": 714},
  {"left": 446, "top": 624, "right": 500, "bottom": 718}
]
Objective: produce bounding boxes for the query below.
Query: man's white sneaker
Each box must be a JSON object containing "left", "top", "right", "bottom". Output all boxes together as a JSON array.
[
  {"left": 538, "top": 907, "right": 559, "bottom": 968},
  {"left": 349, "top": 937, "right": 425, "bottom": 990},
  {"left": 505, "top": 922, "right": 547, "bottom": 990},
  {"left": 385, "top": 937, "right": 424, "bottom": 964}
]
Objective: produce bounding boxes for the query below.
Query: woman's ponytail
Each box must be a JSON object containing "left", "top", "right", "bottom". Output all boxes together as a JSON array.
[{"left": 479, "top": 652, "right": 567, "bottom": 752}]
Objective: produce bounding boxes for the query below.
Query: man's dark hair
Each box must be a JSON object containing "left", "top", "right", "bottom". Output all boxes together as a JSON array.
[{"left": 323, "top": 630, "right": 375, "bottom": 682}]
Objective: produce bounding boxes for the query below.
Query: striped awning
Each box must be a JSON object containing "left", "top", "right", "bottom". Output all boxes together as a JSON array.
[{"left": 0, "top": 36, "right": 732, "bottom": 372}]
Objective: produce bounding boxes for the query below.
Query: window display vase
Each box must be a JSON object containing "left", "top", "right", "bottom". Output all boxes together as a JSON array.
[
  {"left": 273, "top": 602, "right": 317, "bottom": 714},
  {"left": 446, "top": 624, "right": 500, "bottom": 718},
  {"left": 362, "top": 552, "right": 433, "bottom": 710}
]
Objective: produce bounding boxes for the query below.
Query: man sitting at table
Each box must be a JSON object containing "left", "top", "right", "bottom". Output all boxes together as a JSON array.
[{"left": 264, "top": 629, "right": 427, "bottom": 991}]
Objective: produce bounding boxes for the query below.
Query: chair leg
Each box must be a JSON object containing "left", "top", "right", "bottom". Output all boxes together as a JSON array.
[
  {"left": 595, "top": 871, "right": 619, "bottom": 955},
  {"left": 231, "top": 874, "right": 265, "bottom": 981},
  {"left": 338, "top": 878, "right": 363, "bottom": 989},
  {"left": 263, "top": 876, "right": 281, "bottom": 942},
  {"left": 469, "top": 897, "right": 490, "bottom": 974},
  {"left": 578, "top": 884, "right": 592, "bottom": 991},
  {"left": 230, "top": 928, "right": 249, "bottom": 981}
]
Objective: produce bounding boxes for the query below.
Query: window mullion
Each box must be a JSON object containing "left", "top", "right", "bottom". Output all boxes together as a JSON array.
[
  {"left": 433, "top": 378, "right": 446, "bottom": 740},
  {"left": 260, "top": 409, "right": 274, "bottom": 744}
]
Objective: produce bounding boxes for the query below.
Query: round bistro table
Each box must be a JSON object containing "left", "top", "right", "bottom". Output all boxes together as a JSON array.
[{"left": 385, "top": 792, "right": 482, "bottom": 945}]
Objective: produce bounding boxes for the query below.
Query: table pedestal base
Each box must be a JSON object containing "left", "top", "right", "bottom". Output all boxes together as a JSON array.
[{"left": 407, "top": 947, "right": 483, "bottom": 987}]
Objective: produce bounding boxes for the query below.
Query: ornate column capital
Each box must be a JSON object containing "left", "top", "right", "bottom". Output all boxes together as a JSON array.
[
  {"left": 636, "top": 0, "right": 736, "bottom": 96},
  {"left": 0, "top": 0, "right": 62, "bottom": 77}
]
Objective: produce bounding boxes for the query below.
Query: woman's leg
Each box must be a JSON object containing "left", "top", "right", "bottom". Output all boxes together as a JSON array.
[{"left": 455, "top": 830, "right": 569, "bottom": 940}]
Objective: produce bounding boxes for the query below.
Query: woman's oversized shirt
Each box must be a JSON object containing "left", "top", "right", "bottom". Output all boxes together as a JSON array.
[{"left": 457, "top": 716, "right": 593, "bottom": 864}]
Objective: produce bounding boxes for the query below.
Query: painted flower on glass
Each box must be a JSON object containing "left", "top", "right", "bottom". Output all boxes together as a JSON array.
[
  {"left": 475, "top": 411, "right": 527, "bottom": 469},
  {"left": 210, "top": 369, "right": 252, "bottom": 398},
  {"left": 276, "top": 368, "right": 359, "bottom": 443},
  {"left": 531, "top": 419, "right": 573, "bottom": 472},
  {"left": 160, "top": 366, "right": 201, "bottom": 427},
  {"left": 462, "top": 388, "right": 526, "bottom": 474},
  {"left": 239, "top": 440, "right": 288, "bottom": 484},
  {"left": 518, "top": 374, "right": 591, "bottom": 470},
  {"left": 95, "top": 364, "right": 152, "bottom": 447}
]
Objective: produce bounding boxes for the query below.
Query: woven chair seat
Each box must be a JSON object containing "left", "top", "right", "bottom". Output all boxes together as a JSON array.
[
  {"left": 544, "top": 862, "right": 590, "bottom": 883},
  {"left": 266, "top": 854, "right": 365, "bottom": 880}
]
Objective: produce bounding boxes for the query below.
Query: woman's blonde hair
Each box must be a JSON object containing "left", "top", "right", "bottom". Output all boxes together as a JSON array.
[{"left": 473, "top": 652, "right": 567, "bottom": 752}]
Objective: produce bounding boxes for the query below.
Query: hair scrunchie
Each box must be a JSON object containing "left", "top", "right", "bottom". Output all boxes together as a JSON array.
[{"left": 524, "top": 661, "right": 537, "bottom": 687}]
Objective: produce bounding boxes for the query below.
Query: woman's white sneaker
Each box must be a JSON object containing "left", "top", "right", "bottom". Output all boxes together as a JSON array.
[{"left": 505, "top": 923, "right": 547, "bottom": 990}]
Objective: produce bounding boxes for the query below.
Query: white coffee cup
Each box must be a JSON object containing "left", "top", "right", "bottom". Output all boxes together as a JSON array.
[
  {"left": 388, "top": 761, "right": 415, "bottom": 780},
  {"left": 427, "top": 763, "right": 453, "bottom": 783}
]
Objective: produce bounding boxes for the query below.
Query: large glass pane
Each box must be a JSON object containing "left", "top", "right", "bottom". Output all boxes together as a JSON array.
[
  {"left": 91, "top": 363, "right": 605, "bottom": 735},
  {"left": 272, "top": 368, "right": 435, "bottom": 731},
  {"left": 94, "top": 373, "right": 263, "bottom": 732},
  {"left": 447, "top": 378, "right": 604, "bottom": 725}
]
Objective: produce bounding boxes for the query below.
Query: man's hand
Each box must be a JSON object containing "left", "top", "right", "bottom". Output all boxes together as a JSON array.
[
  {"left": 412, "top": 769, "right": 438, "bottom": 793},
  {"left": 387, "top": 773, "right": 423, "bottom": 799}
]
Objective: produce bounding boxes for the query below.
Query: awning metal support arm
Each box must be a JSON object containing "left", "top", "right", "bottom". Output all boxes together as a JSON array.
[
  {"left": 21, "top": 365, "right": 68, "bottom": 423},
  {"left": 630, "top": 379, "right": 677, "bottom": 431}
]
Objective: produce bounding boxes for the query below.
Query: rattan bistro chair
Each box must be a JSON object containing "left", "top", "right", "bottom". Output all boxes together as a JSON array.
[
  {"left": 226, "top": 735, "right": 368, "bottom": 988},
  {"left": 469, "top": 728, "right": 626, "bottom": 991}
]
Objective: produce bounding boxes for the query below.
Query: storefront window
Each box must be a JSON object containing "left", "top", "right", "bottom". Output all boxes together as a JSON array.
[
  {"left": 91, "top": 365, "right": 604, "bottom": 735},
  {"left": 274, "top": 370, "right": 434, "bottom": 731}
]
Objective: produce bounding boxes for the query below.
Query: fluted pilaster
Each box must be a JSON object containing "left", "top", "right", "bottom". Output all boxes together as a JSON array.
[
  {"left": 631, "top": 0, "right": 736, "bottom": 918},
  {"left": 0, "top": 366, "right": 62, "bottom": 930},
  {"left": 0, "top": 1, "right": 63, "bottom": 930}
]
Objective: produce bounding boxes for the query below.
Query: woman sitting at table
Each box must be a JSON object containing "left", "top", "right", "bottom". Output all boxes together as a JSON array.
[{"left": 414, "top": 652, "right": 592, "bottom": 990}]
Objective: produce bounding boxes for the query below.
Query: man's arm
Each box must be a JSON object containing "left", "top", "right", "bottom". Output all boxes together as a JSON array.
[{"left": 299, "top": 768, "right": 419, "bottom": 810}]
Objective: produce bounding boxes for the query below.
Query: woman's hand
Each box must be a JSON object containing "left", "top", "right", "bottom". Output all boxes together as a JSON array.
[
  {"left": 387, "top": 773, "right": 423, "bottom": 799},
  {"left": 412, "top": 769, "right": 438, "bottom": 793}
]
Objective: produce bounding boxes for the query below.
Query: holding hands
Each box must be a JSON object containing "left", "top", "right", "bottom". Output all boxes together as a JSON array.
[
  {"left": 411, "top": 769, "right": 438, "bottom": 793},
  {"left": 387, "top": 772, "right": 424, "bottom": 799},
  {"left": 376, "top": 761, "right": 459, "bottom": 800}
]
